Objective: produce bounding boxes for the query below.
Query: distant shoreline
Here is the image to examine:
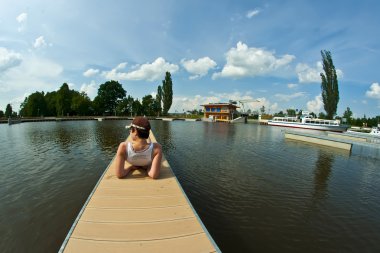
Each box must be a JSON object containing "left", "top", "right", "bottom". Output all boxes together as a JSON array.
[{"left": 0, "top": 116, "right": 203, "bottom": 124}]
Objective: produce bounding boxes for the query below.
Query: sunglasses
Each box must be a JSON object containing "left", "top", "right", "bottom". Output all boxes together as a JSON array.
[{"left": 126, "top": 123, "right": 146, "bottom": 130}]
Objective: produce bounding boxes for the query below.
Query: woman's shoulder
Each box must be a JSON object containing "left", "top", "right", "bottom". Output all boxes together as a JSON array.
[
  {"left": 153, "top": 142, "right": 162, "bottom": 152},
  {"left": 118, "top": 141, "right": 128, "bottom": 151}
]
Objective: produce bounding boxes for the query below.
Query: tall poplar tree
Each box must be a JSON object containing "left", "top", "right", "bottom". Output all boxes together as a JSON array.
[
  {"left": 320, "top": 50, "right": 339, "bottom": 119},
  {"left": 162, "top": 72, "right": 173, "bottom": 115},
  {"left": 156, "top": 85, "right": 162, "bottom": 116}
]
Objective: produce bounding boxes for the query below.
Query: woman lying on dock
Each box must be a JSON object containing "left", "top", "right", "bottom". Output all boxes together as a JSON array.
[{"left": 115, "top": 116, "right": 162, "bottom": 179}]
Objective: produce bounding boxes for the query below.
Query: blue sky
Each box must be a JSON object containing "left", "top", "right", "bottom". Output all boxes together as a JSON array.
[{"left": 1, "top": 0, "right": 379, "bottom": 117}]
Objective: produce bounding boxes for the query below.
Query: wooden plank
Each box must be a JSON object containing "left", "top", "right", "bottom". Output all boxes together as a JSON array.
[
  {"left": 87, "top": 195, "right": 188, "bottom": 209},
  {"left": 80, "top": 205, "right": 194, "bottom": 223},
  {"left": 64, "top": 234, "right": 216, "bottom": 253},
  {"left": 92, "top": 185, "right": 182, "bottom": 197},
  {"left": 71, "top": 218, "right": 203, "bottom": 241},
  {"left": 60, "top": 131, "right": 219, "bottom": 252}
]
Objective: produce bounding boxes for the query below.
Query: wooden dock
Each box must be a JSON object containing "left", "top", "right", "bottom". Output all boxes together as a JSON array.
[
  {"left": 285, "top": 131, "right": 353, "bottom": 151},
  {"left": 59, "top": 132, "right": 219, "bottom": 253}
]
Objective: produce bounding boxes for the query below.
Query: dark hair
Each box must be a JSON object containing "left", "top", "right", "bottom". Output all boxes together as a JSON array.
[
  {"left": 127, "top": 116, "right": 151, "bottom": 139},
  {"left": 133, "top": 127, "right": 150, "bottom": 139}
]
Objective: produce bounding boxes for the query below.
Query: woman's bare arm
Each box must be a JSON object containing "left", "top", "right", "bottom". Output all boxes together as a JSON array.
[
  {"left": 147, "top": 143, "right": 162, "bottom": 179},
  {"left": 115, "top": 142, "right": 131, "bottom": 179}
]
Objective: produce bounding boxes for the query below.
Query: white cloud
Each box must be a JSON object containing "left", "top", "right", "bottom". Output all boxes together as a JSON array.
[
  {"left": 270, "top": 102, "right": 278, "bottom": 112},
  {"left": 287, "top": 83, "right": 298, "bottom": 89},
  {"left": 296, "top": 62, "right": 321, "bottom": 83},
  {"left": 366, "top": 82, "right": 380, "bottom": 99},
  {"left": 0, "top": 56, "right": 63, "bottom": 111},
  {"left": 246, "top": 9, "right": 260, "bottom": 19},
  {"left": 275, "top": 92, "right": 306, "bottom": 102},
  {"left": 0, "top": 55, "right": 62, "bottom": 91},
  {"left": 102, "top": 62, "right": 128, "bottom": 80},
  {"left": 0, "top": 47, "right": 22, "bottom": 72},
  {"left": 116, "top": 62, "right": 127, "bottom": 70},
  {"left": 67, "top": 83, "right": 76, "bottom": 90},
  {"left": 296, "top": 61, "right": 344, "bottom": 83},
  {"left": 26, "top": 57, "right": 63, "bottom": 78},
  {"left": 80, "top": 81, "right": 98, "bottom": 100},
  {"left": 125, "top": 57, "right": 178, "bottom": 81},
  {"left": 102, "top": 57, "right": 178, "bottom": 82},
  {"left": 170, "top": 91, "right": 266, "bottom": 113},
  {"left": 83, "top": 68, "right": 99, "bottom": 77},
  {"left": 307, "top": 94, "right": 323, "bottom": 113},
  {"left": 181, "top": 57, "right": 217, "bottom": 79},
  {"left": 33, "top": 36, "right": 47, "bottom": 48},
  {"left": 16, "top": 13, "right": 27, "bottom": 23},
  {"left": 212, "top": 41, "right": 295, "bottom": 79},
  {"left": 16, "top": 12, "right": 27, "bottom": 32},
  {"left": 10, "top": 93, "right": 30, "bottom": 108},
  {"left": 171, "top": 95, "right": 216, "bottom": 113}
]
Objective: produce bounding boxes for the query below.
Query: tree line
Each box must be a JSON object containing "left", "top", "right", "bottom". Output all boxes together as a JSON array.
[{"left": 1, "top": 72, "right": 173, "bottom": 118}]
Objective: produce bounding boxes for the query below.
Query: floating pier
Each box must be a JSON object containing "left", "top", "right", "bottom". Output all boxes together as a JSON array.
[
  {"left": 285, "top": 131, "right": 353, "bottom": 151},
  {"left": 327, "top": 132, "right": 368, "bottom": 143},
  {"left": 59, "top": 132, "right": 219, "bottom": 253},
  {"left": 156, "top": 117, "right": 174, "bottom": 121}
]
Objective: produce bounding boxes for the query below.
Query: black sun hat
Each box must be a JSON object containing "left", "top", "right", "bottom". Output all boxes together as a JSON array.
[{"left": 126, "top": 116, "right": 151, "bottom": 131}]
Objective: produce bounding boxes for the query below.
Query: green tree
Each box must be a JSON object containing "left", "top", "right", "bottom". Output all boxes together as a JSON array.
[
  {"left": 56, "top": 83, "right": 72, "bottom": 116},
  {"left": 320, "top": 50, "right": 339, "bottom": 119},
  {"left": 5, "top": 104, "right": 12, "bottom": 118},
  {"left": 116, "top": 95, "right": 134, "bottom": 116},
  {"left": 92, "top": 96, "right": 104, "bottom": 116},
  {"left": 71, "top": 91, "right": 92, "bottom": 116},
  {"left": 19, "top": 98, "right": 28, "bottom": 117},
  {"left": 274, "top": 111, "right": 285, "bottom": 117},
  {"left": 162, "top": 72, "right": 173, "bottom": 115},
  {"left": 260, "top": 106, "right": 265, "bottom": 114},
  {"left": 132, "top": 99, "right": 143, "bottom": 116},
  {"left": 0, "top": 110, "right": 4, "bottom": 118},
  {"left": 95, "top": 80, "right": 126, "bottom": 115},
  {"left": 19, "top": 92, "right": 47, "bottom": 117},
  {"left": 343, "top": 107, "right": 353, "bottom": 124},
  {"left": 45, "top": 91, "right": 57, "bottom": 116},
  {"left": 286, "top": 109, "right": 296, "bottom": 116},
  {"left": 156, "top": 85, "right": 162, "bottom": 116},
  {"left": 318, "top": 112, "right": 327, "bottom": 119},
  {"left": 142, "top": 95, "right": 155, "bottom": 116}
]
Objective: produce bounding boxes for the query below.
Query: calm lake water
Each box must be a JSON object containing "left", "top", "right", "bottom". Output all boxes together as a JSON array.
[{"left": 1, "top": 120, "right": 380, "bottom": 253}]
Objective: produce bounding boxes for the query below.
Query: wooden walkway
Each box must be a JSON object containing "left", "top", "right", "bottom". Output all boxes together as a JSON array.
[{"left": 59, "top": 133, "right": 219, "bottom": 253}]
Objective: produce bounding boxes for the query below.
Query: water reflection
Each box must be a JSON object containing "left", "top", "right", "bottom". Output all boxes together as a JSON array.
[
  {"left": 54, "top": 123, "right": 80, "bottom": 153},
  {"left": 94, "top": 120, "right": 129, "bottom": 155},
  {"left": 312, "top": 150, "right": 334, "bottom": 200},
  {"left": 152, "top": 121, "right": 174, "bottom": 154},
  {"left": 202, "top": 122, "right": 236, "bottom": 146},
  {"left": 25, "top": 122, "right": 94, "bottom": 153}
]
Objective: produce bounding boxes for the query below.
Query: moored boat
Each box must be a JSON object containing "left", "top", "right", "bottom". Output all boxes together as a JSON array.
[
  {"left": 268, "top": 112, "right": 349, "bottom": 132},
  {"left": 369, "top": 126, "right": 380, "bottom": 136}
]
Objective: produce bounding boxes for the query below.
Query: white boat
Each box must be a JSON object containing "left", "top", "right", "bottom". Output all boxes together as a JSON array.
[
  {"left": 369, "top": 126, "right": 380, "bottom": 136},
  {"left": 268, "top": 112, "right": 349, "bottom": 132},
  {"left": 347, "top": 124, "right": 380, "bottom": 137}
]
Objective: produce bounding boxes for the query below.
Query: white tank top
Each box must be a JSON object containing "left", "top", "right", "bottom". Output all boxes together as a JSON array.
[{"left": 126, "top": 142, "right": 153, "bottom": 167}]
